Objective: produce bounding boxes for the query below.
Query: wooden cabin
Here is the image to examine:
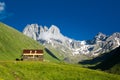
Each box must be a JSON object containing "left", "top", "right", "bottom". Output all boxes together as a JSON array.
[{"left": 22, "top": 49, "right": 44, "bottom": 61}]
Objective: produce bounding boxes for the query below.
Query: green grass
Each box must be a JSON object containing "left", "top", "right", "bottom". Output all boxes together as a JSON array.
[
  {"left": 0, "top": 22, "right": 120, "bottom": 80},
  {"left": 0, "top": 61, "right": 120, "bottom": 80},
  {"left": 0, "top": 22, "right": 59, "bottom": 62},
  {"left": 108, "top": 64, "right": 120, "bottom": 75},
  {"left": 46, "top": 47, "right": 65, "bottom": 60},
  {"left": 91, "top": 46, "right": 120, "bottom": 75}
]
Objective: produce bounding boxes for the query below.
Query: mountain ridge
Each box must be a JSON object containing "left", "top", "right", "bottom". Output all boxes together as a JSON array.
[{"left": 23, "top": 24, "right": 120, "bottom": 63}]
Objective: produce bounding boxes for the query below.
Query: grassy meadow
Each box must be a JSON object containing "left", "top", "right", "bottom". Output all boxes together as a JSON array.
[
  {"left": 0, "top": 22, "right": 61, "bottom": 62},
  {"left": 0, "top": 61, "right": 120, "bottom": 80},
  {"left": 0, "top": 22, "right": 120, "bottom": 80}
]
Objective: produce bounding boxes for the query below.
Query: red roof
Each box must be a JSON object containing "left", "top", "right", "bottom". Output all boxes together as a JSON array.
[{"left": 23, "top": 50, "right": 43, "bottom": 54}]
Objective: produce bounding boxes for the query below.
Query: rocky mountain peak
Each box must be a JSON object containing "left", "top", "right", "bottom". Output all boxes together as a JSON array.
[
  {"left": 95, "top": 32, "right": 107, "bottom": 41},
  {"left": 39, "top": 26, "right": 49, "bottom": 33},
  {"left": 23, "top": 24, "right": 39, "bottom": 40},
  {"left": 48, "top": 25, "right": 60, "bottom": 34},
  {"left": 23, "top": 24, "right": 120, "bottom": 60},
  {"left": 44, "top": 26, "right": 49, "bottom": 32},
  {"left": 23, "top": 24, "right": 65, "bottom": 42},
  {"left": 40, "top": 26, "right": 44, "bottom": 33},
  {"left": 111, "top": 32, "right": 120, "bottom": 38}
]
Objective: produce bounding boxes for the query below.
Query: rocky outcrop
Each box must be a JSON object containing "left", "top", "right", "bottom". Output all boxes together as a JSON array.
[{"left": 23, "top": 24, "right": 120, "bottom": 60}]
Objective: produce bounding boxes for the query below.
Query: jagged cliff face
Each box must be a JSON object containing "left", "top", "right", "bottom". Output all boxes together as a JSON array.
[
  {"left": 23, "top": 24, "right": 66, "bottom": 41},
  {"left": 23, "top": 24, "right": 120, "bottom": 62}
]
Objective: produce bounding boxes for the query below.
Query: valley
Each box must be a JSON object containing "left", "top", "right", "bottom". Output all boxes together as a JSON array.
[{"left": 0, "top": 22, "right": 120, "bottom": 80}]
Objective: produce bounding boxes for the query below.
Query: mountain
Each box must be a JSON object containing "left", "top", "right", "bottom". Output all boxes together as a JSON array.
[
  {"left": 0, "top": 22, "right": 59, "bottom": 62},
  {"left": 91, "top": 46, "right": 120, "bottom": 75},
  {"left": 23, "top": 24, "right": 120, "bottom": 63}
]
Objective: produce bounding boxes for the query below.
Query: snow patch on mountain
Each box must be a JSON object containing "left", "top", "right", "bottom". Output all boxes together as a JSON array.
[{"left": 23, "top": 24, "right": 120, "bottom": 58}]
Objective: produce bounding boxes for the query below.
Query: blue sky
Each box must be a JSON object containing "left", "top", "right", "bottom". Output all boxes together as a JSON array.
[{"left": 0, "top": 0, "right": 120, "bottom": 40}]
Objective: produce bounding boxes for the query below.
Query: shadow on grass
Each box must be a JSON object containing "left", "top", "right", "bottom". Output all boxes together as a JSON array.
[
  {"left": 45, "top": 48, "right": 60, "bottom": 61},
  {"left": 79, "top": 46, "right": 120, "bottom": 71}
]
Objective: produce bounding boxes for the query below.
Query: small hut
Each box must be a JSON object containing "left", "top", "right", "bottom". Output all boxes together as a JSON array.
[{"left": 22, "top": 49, "right": 44, "bottom": 61}]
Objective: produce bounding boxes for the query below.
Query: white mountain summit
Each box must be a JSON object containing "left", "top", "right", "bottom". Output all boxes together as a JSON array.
[
  {"left": 23, "top": 24, "right": 120, "bottom": 62},
  {"left": 23, "top": 24, "right": 90, "bottom": 55},
  {"left": 23, "top": 24, "right": 67, "bottom": 41}
]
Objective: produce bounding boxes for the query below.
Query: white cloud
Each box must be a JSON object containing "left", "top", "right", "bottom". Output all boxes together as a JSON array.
[
  {"left": 0, "top": 2, "right": 13, "bottom": 20},
  {"left": 0, "top": 2, "right": 5, "bottom": 13}
]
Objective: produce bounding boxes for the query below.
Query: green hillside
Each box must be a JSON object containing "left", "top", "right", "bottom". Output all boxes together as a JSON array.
[
  {"left": 80, "top": 46, "right": 120, "bottom": 75},
  {"left": 93, "top": 46, "right": 120, "bottom": 75},
  {"left": 0, "top": 61, "right": 120, "bottom": 80},
  {"left": 0, "top": 22, "right": 120, "bottom": 80},
  {"left": 0, "top": 22, "right": 59, "bottom": 62}
]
